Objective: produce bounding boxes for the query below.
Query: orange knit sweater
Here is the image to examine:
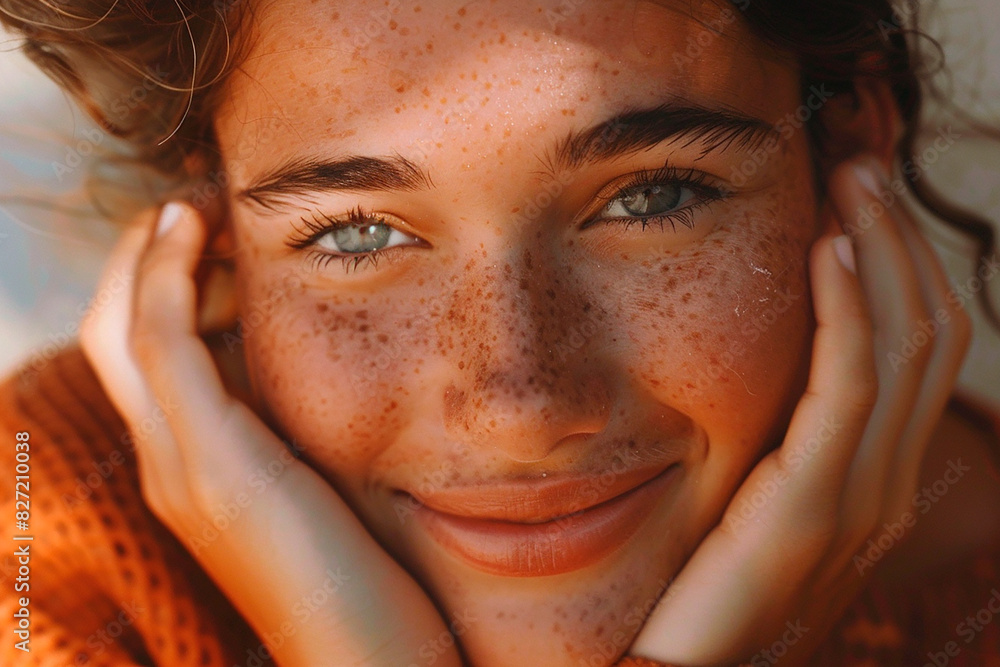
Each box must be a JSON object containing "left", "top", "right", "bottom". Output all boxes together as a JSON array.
[{"left": 1, "top": 346, "right": 998, "bottom": 666}]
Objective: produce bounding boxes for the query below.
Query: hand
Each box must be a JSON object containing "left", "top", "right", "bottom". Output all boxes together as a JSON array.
[
  {"left": 79, "top": 202, "right": 461, "bottom": 667},
  {"left": 628, "top": 156, "right": 973, "bottom": 666}
]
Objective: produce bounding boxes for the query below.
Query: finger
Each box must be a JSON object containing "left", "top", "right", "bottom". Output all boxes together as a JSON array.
[
  {"left": 770, "top": 233, "right": 877, "bottom": 507},
  {"left": 829, "top": 158, "right": 935, "bottom": 515},
  {"left": 874, "top": 175, "right": 972, "bottom": 514},
  {"left": 79, "top": 208, "right": 160, "bottom": 420},
  {"left": 129, "top": 202, "right": 282, "bottom": 496},
  {"left": 78, "top": 207, "right": 185, "bottom": 507}
]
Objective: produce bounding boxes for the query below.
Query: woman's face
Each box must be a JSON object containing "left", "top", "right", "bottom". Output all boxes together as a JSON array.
[{"left": 216, "top": 0, "right": 820, "bottom": 663}]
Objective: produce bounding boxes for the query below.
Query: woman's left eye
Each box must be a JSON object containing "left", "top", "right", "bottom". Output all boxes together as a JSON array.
[
  {"left": 585, "top": 168, "right": 727, "bottom": 233},
  {"left": 605, "top": 183, "right": 693, "bottom": 218}
]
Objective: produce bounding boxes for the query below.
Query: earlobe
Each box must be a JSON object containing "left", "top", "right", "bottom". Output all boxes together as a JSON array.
[{"left": 196, "top": 257, "right": 239, "bottom": 335}]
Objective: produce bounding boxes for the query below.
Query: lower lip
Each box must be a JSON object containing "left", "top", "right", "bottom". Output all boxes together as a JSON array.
[{"left": 412, "top": 465, "right": 681, "bottom": 577}]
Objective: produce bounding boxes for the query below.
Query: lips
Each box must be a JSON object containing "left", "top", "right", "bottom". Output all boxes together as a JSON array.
[{"left": 407, "top": 462, "right": 681, "bottom": 577}]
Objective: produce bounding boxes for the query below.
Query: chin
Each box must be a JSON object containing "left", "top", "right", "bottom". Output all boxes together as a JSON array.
[{"left": 381, "top": 468, "right": 701, "bottom": 667}]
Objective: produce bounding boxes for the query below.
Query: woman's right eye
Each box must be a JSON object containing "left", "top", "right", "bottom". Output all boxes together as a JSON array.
[
  {"left": 313, "top": 219, "right": 414, "bottom": 255},
  {"left": 287, "top": 208, "right": 426, "bottom": 274}
]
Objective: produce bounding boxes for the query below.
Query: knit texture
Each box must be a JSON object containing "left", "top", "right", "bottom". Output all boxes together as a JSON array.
[{"left": 1, "top": 345, "right": 997, "bottom": 666}]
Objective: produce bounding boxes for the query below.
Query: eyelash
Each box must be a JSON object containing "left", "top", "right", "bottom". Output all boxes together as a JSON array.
[
  {"left": 588, "top": 165, "right": 727, "bottom": 233},
  {"left": 287, "top": 207, "right": 409, "bottom": 274},
  {"left": 285, "top": 167, "right": 728, "bottom": 274}
]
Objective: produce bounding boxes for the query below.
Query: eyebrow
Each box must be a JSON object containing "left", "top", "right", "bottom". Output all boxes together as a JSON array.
[
  {"left": 545, "top": 103, "right": 778, "bottom": 174},
  {"left": 238, "top": 154, "right": 432, "bottom": 212},
  {"left": 237, "top": 103, "right": 777, "bottom": 212}
]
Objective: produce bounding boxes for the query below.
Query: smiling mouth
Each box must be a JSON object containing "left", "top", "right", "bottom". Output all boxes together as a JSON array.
[{"left": 408, "top": 463, "right": 682, "bottom": 577}]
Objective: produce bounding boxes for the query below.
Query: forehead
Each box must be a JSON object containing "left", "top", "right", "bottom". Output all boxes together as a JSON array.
[{"left": 218, "top": 0, "right": 798, "bottom": 181}]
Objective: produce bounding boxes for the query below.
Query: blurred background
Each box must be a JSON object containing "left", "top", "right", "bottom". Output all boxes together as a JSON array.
[{"left": 0, "top": 1, "right": 998, "bottom": 410}]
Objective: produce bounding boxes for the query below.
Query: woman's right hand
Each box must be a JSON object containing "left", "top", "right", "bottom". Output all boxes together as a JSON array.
[{"left": 80, "top": 201, "right": 460, "bottom": 667}]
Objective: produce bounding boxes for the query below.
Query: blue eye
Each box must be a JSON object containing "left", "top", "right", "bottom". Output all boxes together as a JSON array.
[
  {"left": 585, "top": 166, "right": 727, "bottom": 233},
  {"left": 605, "top": 183, "right": 694, "bottom": 217},
  {"left": 314, "top": 220, "right": 410, "bottom": 254},
  {"left": 287, "top": 207, "right": 426, "bottom": 273}
]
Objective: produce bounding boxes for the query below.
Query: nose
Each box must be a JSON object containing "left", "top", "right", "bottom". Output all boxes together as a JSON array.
[{"left": 440, "top": 249, "right": 613, "bottom": 463}]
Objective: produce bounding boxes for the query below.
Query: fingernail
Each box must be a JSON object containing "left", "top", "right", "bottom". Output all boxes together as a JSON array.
[
  {"left": 156, "top": 202, "right": 184, "bottom": 238},
  {"left": 852, "top": 158, "right": 886, "bottom": 196},
  {"left": 832, "top": 235, "right": 857, "bottom": 275}
]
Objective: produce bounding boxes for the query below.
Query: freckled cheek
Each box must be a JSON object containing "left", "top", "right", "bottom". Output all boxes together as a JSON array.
[
  {"left": 236, "top": 280, "right": 438, "bottom": 475},
  {"left": 623, "top": 233, "right": 814, "bottom": 445}
]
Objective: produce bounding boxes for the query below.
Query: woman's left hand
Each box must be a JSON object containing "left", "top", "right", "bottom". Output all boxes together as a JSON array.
[{"left": 628, "top": 156, "right": 973, "bottom": 666}]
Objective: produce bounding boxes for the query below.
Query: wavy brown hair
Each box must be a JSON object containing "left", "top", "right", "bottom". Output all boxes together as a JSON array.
[{"left": 0, "top": 0, "right": 998, "bottom": 327}]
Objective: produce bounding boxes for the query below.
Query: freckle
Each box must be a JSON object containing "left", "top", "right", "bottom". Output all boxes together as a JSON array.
[
  {"left": 357, "top": 310, "right": 368, "bottom": 319},
  {"left": 377, "top": 333, "right": 389, "bottom": 343},
  {"left": 389, "top": 19, "right": 397, "bottom": 30},
  {"left": 457, "top": 6, "right": 466, "bottom": 15},
  {"left": 453, "top": 22, "right": 461, "bottom": 30},
  {"left": 316, "top": 303, "right": 328, "bottom": 313},
  {"left": 681, "top": 292, "right": 692, "bottom": 303}
]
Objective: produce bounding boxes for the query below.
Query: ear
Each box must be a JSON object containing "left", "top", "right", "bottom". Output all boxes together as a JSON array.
[
  {"left": 811, "top": 71, "right": 904, "bottom": 237},
  {"left": 194, "top": 205, "right": 258, "bottom": 407},
  {"left": 812, "top": 73, "right": 903, "bottom": 179},
  {"left": 194, "top": 191, "right": 240, "bottom": 336}
]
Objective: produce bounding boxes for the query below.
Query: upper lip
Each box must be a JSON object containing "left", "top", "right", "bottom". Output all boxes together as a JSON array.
[{"left": 402, "top": 461, "right": 679, "bottom": 524}]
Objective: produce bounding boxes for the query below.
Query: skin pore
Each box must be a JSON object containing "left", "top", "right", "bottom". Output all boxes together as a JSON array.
[{"left": 213, "top": 0, "right": 822, "bottom": 663}]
